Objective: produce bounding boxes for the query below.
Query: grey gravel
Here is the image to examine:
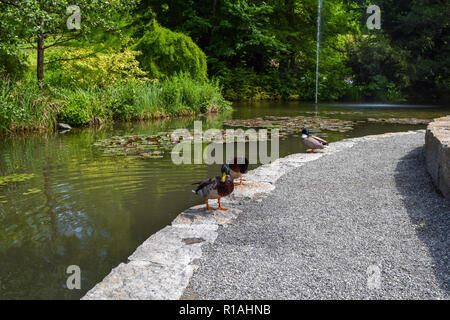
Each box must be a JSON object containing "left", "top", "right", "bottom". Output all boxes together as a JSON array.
[{"left": 186, "top": 132, "right": 449, "bottom": 299}]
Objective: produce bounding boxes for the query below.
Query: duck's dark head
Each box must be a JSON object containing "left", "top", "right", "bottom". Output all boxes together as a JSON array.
[
  {"left": 231, "top": 156, "right": 249, "bottom": 173},
  {"left": 221, "top": 164, "right": 230, "bottom": 182},
  {"left": 301, "top": 128, "right": 310, "bottom": 139}
]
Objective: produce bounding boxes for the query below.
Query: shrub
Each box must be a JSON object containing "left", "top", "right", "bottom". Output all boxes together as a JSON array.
[
  {"left": 55, "top": 75, "right": 230, "bottom": 126},
  {"left": 105, "top": 82, "right": 138, "bottom": 121},
  {"left": 0, "top": 49, "right": 28, "bottom": 79},
  {"left": 133, "top": 20, "right": 207, "bottom": 80},
  {"left": 58, "top": 89, "right": 94, "bottom": 126},
  {"left": 57, "top": 48, "right": 148, "bottom": 88},
  {"left": 159, "top": 74, "right": 230, "bottom": 114}
]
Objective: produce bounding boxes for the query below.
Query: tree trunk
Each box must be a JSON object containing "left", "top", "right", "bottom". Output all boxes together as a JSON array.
[{"left": 37, "top": 35, "right": 45, "bottom": 91}]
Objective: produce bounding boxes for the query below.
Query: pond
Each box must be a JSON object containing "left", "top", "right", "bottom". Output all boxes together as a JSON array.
[{"left": 0, "top": 101, "right": 448, "bottom": 299}]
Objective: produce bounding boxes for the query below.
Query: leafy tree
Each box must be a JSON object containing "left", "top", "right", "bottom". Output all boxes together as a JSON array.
[
  {"left": 140, "top": 0, "right": 359, "bottom": 100},
  {"left": 349, "top": 0, "right": 450, "bottom": 101},
  {"left": 0, "top": 0, "right": 138, "bottom": 89},
  {"left": 142, "top": 0, "right": 286, "bottom": 73},
  {"left": 380, "top": 0, "right": 449, "bottom": 100},
  {"left": 133, "top": 20, "right": 207, "bottom": 80},
  {"left": 345, "top": 35, "right": 410, "bottom": 100}
]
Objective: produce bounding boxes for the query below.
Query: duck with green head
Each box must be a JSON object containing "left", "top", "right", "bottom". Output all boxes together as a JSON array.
[
  {"left": 301, "top": 128, "right": 328, "bottom": 153},
  {"left": 192, "top": 164, "right": 234, "bottom": 210}
]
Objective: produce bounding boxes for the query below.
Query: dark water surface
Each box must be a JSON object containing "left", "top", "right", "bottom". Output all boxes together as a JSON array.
[{"left": 0, "top": 102, "right": 448, "bottom": 299}]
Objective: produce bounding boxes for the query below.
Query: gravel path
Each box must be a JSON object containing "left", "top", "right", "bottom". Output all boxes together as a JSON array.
[{"left": 186, "top": 132, "right": 449, "bottom": 299}]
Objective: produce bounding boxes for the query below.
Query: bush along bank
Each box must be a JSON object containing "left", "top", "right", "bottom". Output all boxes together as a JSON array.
[{"left": 0, "top": 74, "right": 231, "bottom": 133}]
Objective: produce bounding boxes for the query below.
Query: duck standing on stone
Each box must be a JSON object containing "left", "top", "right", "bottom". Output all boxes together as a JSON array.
[
  {"left": 301, "top": 128, "right": 328, "bottom": 153},
  {"left": 228, "top": 156, "right": 249, "bottom": 185},
  {"left": 192, "top": 164, "right": 234, "bottom": 210}
]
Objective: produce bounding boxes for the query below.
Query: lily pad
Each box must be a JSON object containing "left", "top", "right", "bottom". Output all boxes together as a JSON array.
[
  {"left": 367, "top": 118, "right": 432, "bottom": 125},
  {"left": 23, "top": 188, "right": 42, "bottom": 196},
  {"left": 93, "top": 131, "right": 180, "bottom": 160},
  {"left": 0, "top": 173, "right": 36, "bottom": 189},
  {"left": 223, "top": 115, "right": 356, "bottom": 136}
]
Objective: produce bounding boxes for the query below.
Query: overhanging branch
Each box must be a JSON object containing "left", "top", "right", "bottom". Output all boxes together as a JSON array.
[{"left": 44, "top": 52, "right": 97, "bottom": 65}]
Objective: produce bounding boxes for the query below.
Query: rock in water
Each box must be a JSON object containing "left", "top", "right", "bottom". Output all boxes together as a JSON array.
[{"left": 58, "top": 123, "right": 72, "bottom": 131}]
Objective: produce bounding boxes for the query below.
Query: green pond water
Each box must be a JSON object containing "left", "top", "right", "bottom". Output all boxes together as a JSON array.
[{"left": 0, "top": 101, "right": 448, "bottom": 299}]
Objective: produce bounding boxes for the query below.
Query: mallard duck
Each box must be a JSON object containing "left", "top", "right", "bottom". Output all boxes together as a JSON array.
[
  {"left": 301, "top": 128, "right": 328, "bottom": 153},
  {"left": 192, "top": 164, "right": 234, "bottom": 210},
  {"left": 228, "top": 156, "right": 249, "bottom": 185}
]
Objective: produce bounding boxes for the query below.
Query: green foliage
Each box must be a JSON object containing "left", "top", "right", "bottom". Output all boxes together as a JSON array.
[
  {"left": 141, "top": 0, "right": 449, "bottom": 102},
  {"left": 59, "top": 48, "right": 148, "bottom": 88},
  {"left": 143, "top": 0, "right": 358, "bottom": 101},
  {"left": 0, "top": 76, "right": 57, "bottom": 132},
  {"left": 0, "top": 49, "right": 28, "bottom": 79},
  {"left": 345, "top": 35, "right": 410, "bottom": 101},
  {"left": 0, "top": 0, "right": 139, "bottom": 86},
  {"left": 375, "top": 0, "right": 449, "bottom": 101},
  {"left": 58, "top": 89, "right": 95, "bottom": 126},
  {"left": 133, "top": 20, "right": 207, "bottom": 80},
  {"left": 54, "top": 75, "right": 230, "bottom": 127},
  {"left": 349, "top": 0, "right": 450, "bottom": 102},
  {"left": 1, "top": 0, "right": 448, "bottom": 130},
  {"left": 218, "top": 67, "right": 274, "bottom": 101},
  {"left": 0, "top": 78, "right": 15, "bottom": 130},
  {"left": 158, "top": 73, "right": 230, "bottom": 114}
]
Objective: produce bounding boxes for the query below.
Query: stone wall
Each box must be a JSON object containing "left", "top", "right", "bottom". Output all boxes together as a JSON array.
[{"left": 425, "top": 116, "right": 450, "bottom": 199}]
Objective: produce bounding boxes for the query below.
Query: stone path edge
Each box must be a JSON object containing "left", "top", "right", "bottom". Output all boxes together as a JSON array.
[{"left": 81, "top": 129, "right": 424, "bottom": 300}]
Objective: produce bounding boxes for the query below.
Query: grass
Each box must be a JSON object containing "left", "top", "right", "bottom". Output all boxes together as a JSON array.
[
  {"left": 0, "top": 73, "right": 231, "bottom": 133},
  {"left": 0, "top": 76, "right": 58, "bottom": 132}
]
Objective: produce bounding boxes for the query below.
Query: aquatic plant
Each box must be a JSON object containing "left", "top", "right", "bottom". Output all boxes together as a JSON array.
[
  {"left": 367, "top": 118, "right": 432, "bottom": 125},
  {"left": 0, "top": 173, "right": 36, "bottom": 188},
  {"left": 223, "top": 115, "right": 356, "bottom": 135}
]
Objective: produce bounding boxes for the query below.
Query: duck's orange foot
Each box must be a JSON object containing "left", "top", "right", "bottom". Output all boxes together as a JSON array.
[
  {"left": 217, "top": 199, "right": 229, "bottom": 211},
  {"left": 205, "top": 200, "right": 217, "bottom": 210}
]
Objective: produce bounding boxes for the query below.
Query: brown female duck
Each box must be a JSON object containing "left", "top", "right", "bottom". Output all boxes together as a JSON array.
[{"left": 228, "top": 157, "right": 249, "bottom": 185}]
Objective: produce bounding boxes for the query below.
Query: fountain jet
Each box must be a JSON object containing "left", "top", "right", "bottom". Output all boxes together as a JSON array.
[{"left": 315, "top": 0, "right": 323, "bottom": 105}]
